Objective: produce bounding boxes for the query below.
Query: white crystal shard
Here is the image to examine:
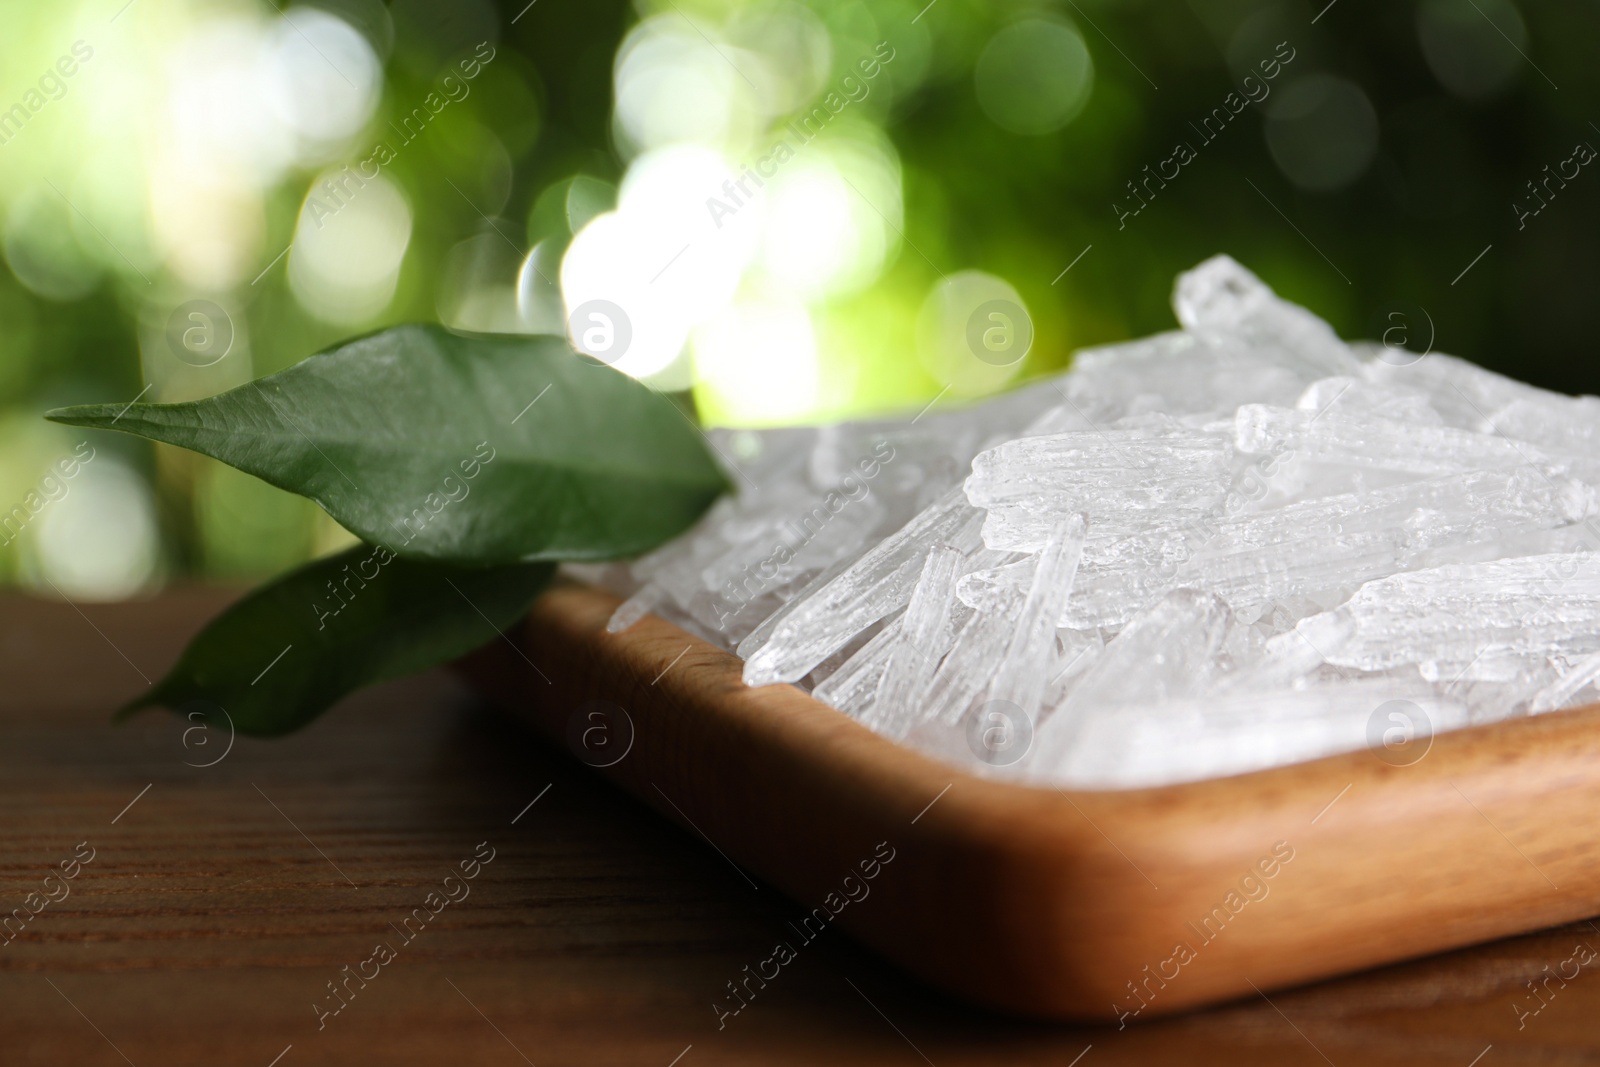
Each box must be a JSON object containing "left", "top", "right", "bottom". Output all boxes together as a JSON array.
[
  {"left": 1178, "top": 467, "right": 1592, "bottom": 612},
  {"left": 1362, "top": 351, "right": 1578, "bottom": 434},
  {"left": 812, "top": 617, "right": 902, "bottom": 717},
  {"left": 923, "top": 602, "right": 1018, "bottom": 727},
  {"left": 742, "top": 487, "right": 983, "bottom": 686},
  {"left": 1235, "top": 404, "right": 1557, "bottom": 477},
  {"left": 1173, "top": 255, "right": 1359, "bottom": 378},
  {"left": 1074, "top": 590, "right": 1234, "bottom": 707},
  {"left": 1059, "top": 331, "right": 1312, "bottom": 423},
  {"left": 1172, "top": 254, "right": 1280, "bottom": 331},
  {"left": 1033, "top": 590, "right": 1236, "bottom": 773},
  {"left": 1296, "top": 375, "right": 1444, "bottom": 425},
  {"left": 1058, "top": 681, "right": 1470, "bottom": 789},
  {"left": 956, "top": 467, "right": 1590, "bottom": 628},
  {"left": 579, "top": 254, "right": 1600, "bottom": 790},
  {"left": 1282, "top": 553, "right": 1600, "bottom": 677},
  {"left": 733, "top": 555, "right": 854, "bottom": 662},
  {"left": 982, "top": 515, "right": 1088, "bottom": 723},
  {"left": 1483, "top": 395, "right": 1600, "bottom": 457},
  {"left": 867, "top": 544, "right": 963, "bottom": 737},
  {"left": 607, "top": 582, "right": 663, "bottom": 633},
  {"left": 1528, "top": 650, "right": 1600, "bottom": 714},
  {"left": 688, "top": 491, "right": 889, "bottom": 639},
  {"left": 965, "top": 422, "right": 1231, "bottom": 551}
]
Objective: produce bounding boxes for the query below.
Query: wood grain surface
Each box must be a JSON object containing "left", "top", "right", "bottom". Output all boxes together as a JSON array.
[{"left": 3, "top": 588, "right": 1599, "bottom": 1065}]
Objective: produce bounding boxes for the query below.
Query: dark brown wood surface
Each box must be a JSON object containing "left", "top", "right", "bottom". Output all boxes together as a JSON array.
[{"left": 2, "top": 589, "right": 1598, "bottom": 1065}]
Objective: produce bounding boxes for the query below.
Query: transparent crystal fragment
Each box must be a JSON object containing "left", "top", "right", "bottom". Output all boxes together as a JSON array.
[
  {"left": 1172, "top": 254, "right": 1280, "bottom": 331},
  {"left": 812, "top": 616, "right": 903, "bottom": 718},
  {"left": 1050, "top": 680, "right": 1469, "bottom": 789},
  {"left": 866, "top": 544, "right": 963, "bottom": 737},
  {"left": 959, "top": 520, "right": 1218, "bottom": 630},
  {"left": 697, "top": 493, "right": 883, "bottom": 588},
  {"left": 1218, "top": 625, "right": 1327, "bottom": 693},
  {"left": 1465, "top": 660, "right": 1567, "bottom": 720},
  {"left": 1060, "top": 331, "right": 1312, "bottom": 420},
  {"left": 1032, "top": 590, "right": 1235, "bottom": 772},
  {"left": 958, "top": 467, "right": 1591, "bottom": 628},
  {"left": 1172, "top": 254, "right": 1359, "bottom": 378},
  {"left": 1040, "top": 629, "right": 1105, "bottom": 713},
  {"left": 1234, "top": 405, "right": 1558, "bottom": 477},
  {"left": 1296, "top": 375, "right": 1444, "bottom": 426},
  {"left": 1080, "top": 590, "right": 1234, "bottom": 704},
  {"left": 742, "top": 487, "right": 983, "bottom": 686},
  {"left": 955, "top": 558, "right": 1030, "bottom": 614},
  {"left": 1528, "top": 650, "right": 1600, "bottom": 714},
  {"left": 607, "top": 582, "right": 663, "bottom": 633},
  {"left": 1361, "top": 351, "right": 1583, "bottom": 435},
  {"left": 734, "top": 555, "right": 856, "bottom": 663},
  {"left": 1482, "top": 395, "right": 1600, "bottom": 457},
  {"left": 981, "top": 515, "right": 1088, "bottom": 723},
  {"left": 1177, "top": 467, "right": 1592, "bottom": 612},
  {"left": 966, "top": 424, "right": 1232, "bottom": 551},
  {"left": 926, "top": 588, "right": 1025, "bottom": 727},
  {"left": 1284, "top": 553, "right": 1600, "bottom": 677}
]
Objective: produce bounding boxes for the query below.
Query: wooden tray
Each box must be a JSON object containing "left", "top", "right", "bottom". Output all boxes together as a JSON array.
[{"left": 458, "top": 579, "right": 1600, "bottom": 1022}]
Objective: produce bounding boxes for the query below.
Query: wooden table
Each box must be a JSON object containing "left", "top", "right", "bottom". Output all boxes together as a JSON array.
[{"left": 2, "top": 590, "right": 1596, "bottom": 1065}]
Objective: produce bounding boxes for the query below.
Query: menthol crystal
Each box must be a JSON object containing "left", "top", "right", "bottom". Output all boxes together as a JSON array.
[
  {"left": 867, "top": 544, "right": 962, "bottom": 738},
  {"left": 594, "top": 254, "right": 1600, "bottom": 788}
]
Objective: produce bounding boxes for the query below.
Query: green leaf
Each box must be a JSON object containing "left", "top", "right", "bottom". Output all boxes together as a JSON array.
[
  {"left": 47, "top": 324, "right": 728, "bottom": 565},
  {"left": 127, "top": 544, "right": 554, "bottom": 737}
]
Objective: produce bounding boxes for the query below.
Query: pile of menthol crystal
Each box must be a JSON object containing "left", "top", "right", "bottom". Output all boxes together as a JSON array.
[{"left": 585, "top": 255, "right": 1600, "bottom": 788}]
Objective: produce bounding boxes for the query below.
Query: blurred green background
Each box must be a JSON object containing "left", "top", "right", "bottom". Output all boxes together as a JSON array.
[{"left": 2, "top": 0, "right": 1594, "bottom": 598}]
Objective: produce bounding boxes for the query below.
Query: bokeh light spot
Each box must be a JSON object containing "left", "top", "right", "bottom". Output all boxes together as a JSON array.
[
  {"left": 693, "top": 299, "right": 819, "bottom": 425},
  {"left": 561, "top": 146, "right": 761, "bottom": 381},
  {"left": 22, "top": 458, "right": 161, "bottom": 601},
  {"left": 3, "top": 189, "right": 102, "bottom": 302},
  {"left": 973, "top": 18, "right": 1094, "bottom": 136},
  {"left": 614, "top": 15, "right": 751, "bottom": 154},
  {"left": 1264, "top": 75, "right": 1378, "bottom": 193},
  {"left": 288, "top": 171, "right": 412, "bottom": 325},
  {"left": 1417, "top": 0, "right": 1527, "bottom": 100},
  {"left": 916, "top": 271, "right": 1031, "bottom": 397},
  {"left": 756, "top": 136, "right": 900, "bottom": 301},
  {"left": 264, "top": 7, "right": 382, "bottom": 160}
]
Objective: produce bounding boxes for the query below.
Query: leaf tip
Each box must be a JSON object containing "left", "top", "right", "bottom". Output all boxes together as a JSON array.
[{"left": 43, "top": 404, "right": 115, "bottom": 428}]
